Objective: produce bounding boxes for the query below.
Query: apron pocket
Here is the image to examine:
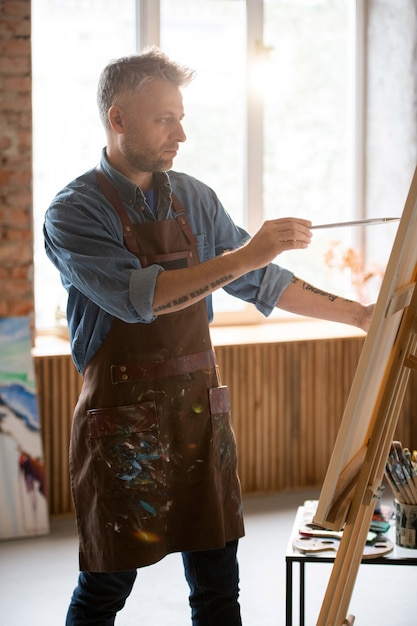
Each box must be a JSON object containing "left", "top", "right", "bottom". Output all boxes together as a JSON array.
[
  {"left": 87, "top": 402, "right": 165, "bottom": 497},
  {"left": 208, "top": 385, "right": 230, "bottom": 414}
]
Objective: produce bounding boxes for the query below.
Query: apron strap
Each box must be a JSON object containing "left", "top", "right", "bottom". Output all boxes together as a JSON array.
[
  {"left": 96, "top": 166, "right": 198, "bottom": 250},
  {"left": 96, "top": 165, "right": 140, "bottom": 253},
  {"left": 171, "top": 195, "right": 198, "bottom": 246}
]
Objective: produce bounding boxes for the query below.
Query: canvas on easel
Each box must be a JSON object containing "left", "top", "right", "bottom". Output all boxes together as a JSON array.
[
  {"left": 312, "top": 165, "right": 417, "bottom": 625},
  {"left": 0, "top": 316, "right": 50, "bottom": 539}
]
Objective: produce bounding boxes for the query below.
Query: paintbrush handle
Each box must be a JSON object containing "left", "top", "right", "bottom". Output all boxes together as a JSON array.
[
  {"left": 385, "top": 465, "right": 405, "bottom": 503},
  {"left": 311, "top": 217, "right": 400, "bottom": 230}
]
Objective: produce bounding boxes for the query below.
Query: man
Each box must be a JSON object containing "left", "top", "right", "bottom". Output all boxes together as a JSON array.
[{"left": 44, "top": 47, "right": 373, "bottom": 626}]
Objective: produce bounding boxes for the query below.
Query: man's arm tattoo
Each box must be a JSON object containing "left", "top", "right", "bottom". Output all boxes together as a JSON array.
[
  {"left": 292, "top": 276, "right": 352, "bottom": 303},
  {"left": 153, "top": 294, "right": 190, "bottom": 313},
  {"left": 210, "top": 274, "right": 234, "bottom": 289},
  {"left": 303, "top": 282, "right": 338, "bottom": 302},
  {"left": 153, "top": 274, "right": 234, "bottom": 313}
]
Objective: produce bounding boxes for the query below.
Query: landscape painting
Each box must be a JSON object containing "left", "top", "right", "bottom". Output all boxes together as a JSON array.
[{"left": 0, "top": 316, "right": 49, "bottom": 539}]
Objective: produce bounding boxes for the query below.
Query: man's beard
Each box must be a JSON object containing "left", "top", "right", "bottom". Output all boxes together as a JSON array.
[{"left": 122, "top": 137, "right": 172, "bottom": 173}]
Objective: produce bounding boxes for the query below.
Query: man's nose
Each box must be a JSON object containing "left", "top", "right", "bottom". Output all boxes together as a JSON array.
[{"left": 175, "top": 121, "right": 186, "bottom": 143}]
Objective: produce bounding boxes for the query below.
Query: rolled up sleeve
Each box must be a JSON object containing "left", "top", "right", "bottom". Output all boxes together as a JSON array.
[
  {"left": 254, "top": 264, "right": 294, "bottom": 316},
  {"left": 223, "top": 263, "right": 294, "bottom": 317},
  {"left": 129, "top": 264, "right": 165, "bottom": 322}
]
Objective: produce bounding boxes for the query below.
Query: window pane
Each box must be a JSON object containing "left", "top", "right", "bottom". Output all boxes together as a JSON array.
[
  {"left": 32, "top": 0, "right": 136, "bottom": 329},
  {"left": 160, "top": 0, "right": 246, "bottom": 315},
  {"left": 160, "top": 0, "right": 246, "bottom": 226},
  {"left": 263, "top": 0, "right": 357, "bottom": 298}
]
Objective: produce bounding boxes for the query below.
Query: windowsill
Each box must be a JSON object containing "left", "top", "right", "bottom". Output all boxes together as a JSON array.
[
  {"left": 210, "top": 319, "right": 365, "bottom": 346},
  {"left": 33, "top": 319, "right": 365, "bottom": 357},
  {"left": 33, "top": 334, "right": 72, "bottom": 357}
]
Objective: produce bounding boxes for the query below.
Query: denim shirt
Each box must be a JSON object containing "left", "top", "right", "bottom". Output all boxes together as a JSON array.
[{"left": 44, "top": 149, "right": 293, "bottom": 373}]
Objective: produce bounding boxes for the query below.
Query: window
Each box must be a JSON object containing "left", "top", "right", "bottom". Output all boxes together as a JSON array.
[
  {"left": 159, "top": 0, "right": 247, "bottom": 317},
  {"left": 33, "top": 0, "right": 389, "bottom": 331},
  {"left": 160, "top": 1, "right": 246, "bottom": 225},
  {"left": 32, "top": 0, "right": 136, "bottom": 329}
]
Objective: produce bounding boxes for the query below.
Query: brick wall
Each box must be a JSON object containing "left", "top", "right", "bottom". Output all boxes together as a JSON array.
[{"left": 0, "top": 0, "right": 33, "bottom": 321}]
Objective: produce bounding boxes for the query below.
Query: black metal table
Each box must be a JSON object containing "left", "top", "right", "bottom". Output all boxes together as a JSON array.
[{"left": 285, "top": 502, "right": 417, "bottom": 626}]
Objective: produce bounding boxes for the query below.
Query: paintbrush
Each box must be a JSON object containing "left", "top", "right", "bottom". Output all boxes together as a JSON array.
[
  {"left": 403, "top": 448, "right": 417, "bottom": 494},
  {"left": 384, "top": 462, "right": 405, "bottom": 503},
  {"left": 393, "top": 442, "right": 417, "bottom": 504},
  {"left": 386, "top": 447, "right": 414, "bottom": 504},
  {"left": 311, "top": 217, "right": 400, "bottom": 230},
  {"left": 386, "top": 442, "right": 417, "bottom": 505}
]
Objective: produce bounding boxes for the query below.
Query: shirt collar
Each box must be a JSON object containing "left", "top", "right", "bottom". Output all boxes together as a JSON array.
[{"left": 99, "top": 148, "right": 173, "bottom": 215}]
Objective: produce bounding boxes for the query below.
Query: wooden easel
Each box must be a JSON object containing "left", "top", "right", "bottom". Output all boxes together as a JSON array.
[{"left": 313, "top": 165, "right": 417, "bottom": 625}]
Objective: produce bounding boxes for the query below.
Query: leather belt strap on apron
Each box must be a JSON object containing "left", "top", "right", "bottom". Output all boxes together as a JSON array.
[{"left": 111, "top": 348, "right": 217, "bottom": 384}]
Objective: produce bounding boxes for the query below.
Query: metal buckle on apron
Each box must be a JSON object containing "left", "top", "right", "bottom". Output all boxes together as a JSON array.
[{"left": 111, "top": 349, "right": 217, "bottom": 384}]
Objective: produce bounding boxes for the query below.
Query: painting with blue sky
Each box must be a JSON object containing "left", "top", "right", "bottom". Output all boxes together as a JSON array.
[{"left": 0, "top": 317, "right": 49, "bottom": 539}]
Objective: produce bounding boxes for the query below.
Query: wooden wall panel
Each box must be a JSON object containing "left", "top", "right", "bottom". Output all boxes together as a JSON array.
[
  {"left": 215, "top": 337, "right": 366, "bottom": 493},
  {"left": 34, "top": 336, "right": 416, "bottom": 516}
]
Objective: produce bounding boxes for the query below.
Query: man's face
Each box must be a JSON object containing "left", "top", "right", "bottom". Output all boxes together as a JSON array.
[{"left": 116, "top": 79, "right": 186, "bottom": 174}]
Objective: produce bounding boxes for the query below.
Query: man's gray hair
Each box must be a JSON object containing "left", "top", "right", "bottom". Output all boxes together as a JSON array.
[{"left": 97, "top": 47, "right": 195, "bottom": 128}]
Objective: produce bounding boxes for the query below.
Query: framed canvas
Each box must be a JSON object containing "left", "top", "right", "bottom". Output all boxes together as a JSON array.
[
  {"left": 314, "top": 165, "right": 417, "bottom": 530},
  {"left": 312, "top": 166, "right": 417, "bottom": 625},
  {"left": 0, "top": 316, "right": 50, "bottom": 539}
]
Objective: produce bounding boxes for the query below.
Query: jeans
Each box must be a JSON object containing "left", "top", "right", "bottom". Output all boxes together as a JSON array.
[{"left": 66, "top": 540, "right": 241, "bottom": 626}]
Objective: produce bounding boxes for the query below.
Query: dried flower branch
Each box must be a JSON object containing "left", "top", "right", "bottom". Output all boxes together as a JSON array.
[{"left": 324, "top": 240, "right": 385, "bottom": 299}]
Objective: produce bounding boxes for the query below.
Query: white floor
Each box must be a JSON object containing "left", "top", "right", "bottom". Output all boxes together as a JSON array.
[{"left": 0, "top": 489, "right": 416, "bottom": 626}]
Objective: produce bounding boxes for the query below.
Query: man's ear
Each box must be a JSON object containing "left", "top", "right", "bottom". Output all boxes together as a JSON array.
[{"left": 108, "top": 105, "right": 124, "bottom": 134}]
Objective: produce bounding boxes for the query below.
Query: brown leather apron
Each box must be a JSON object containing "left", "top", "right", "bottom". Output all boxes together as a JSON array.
[{"left": 69, "top": 173, "right": 244, "bottom": 572}]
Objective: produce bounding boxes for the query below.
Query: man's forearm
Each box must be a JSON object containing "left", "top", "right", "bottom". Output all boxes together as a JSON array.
[
  {"left": 276, "top": 276, "right": 373, "bottom": 331},
  {"left": 152, "top": 248, "right": 251, "bottom": 315},
  {"left": 151, "top": 217, "right": 319, "bottom": 316}
]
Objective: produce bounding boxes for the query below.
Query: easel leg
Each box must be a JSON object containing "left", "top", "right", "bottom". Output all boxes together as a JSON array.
[
  {"left": 316, "top": 498, "right": 377, "bottom": 625},
  {"left": 343, "top": 615, "right": 355, "bottom": 625}
]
